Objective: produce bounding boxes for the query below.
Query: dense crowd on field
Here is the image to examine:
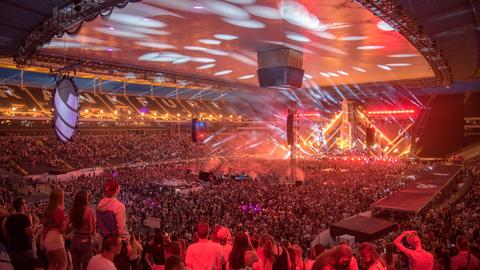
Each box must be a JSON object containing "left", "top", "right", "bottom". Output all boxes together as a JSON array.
[{"left": 0, "top": 155, "right": 479, "bottom": 270}]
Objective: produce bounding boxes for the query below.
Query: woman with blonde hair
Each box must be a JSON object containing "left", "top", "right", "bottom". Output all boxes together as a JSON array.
[
  {"left": 261, "top": 234, "right": 290, "bottom": 270},
  {"left": 42, "top": 187, "right": 68, "bottom": 270},
  {"left": 312, "top": 245, "right": 354, "bottom": 270},
  {"left": 288, "top": 244, "right": 303, "bottom": 270},
  {"left": 359, "top": 243, "right": 386, "bottom": 270}
]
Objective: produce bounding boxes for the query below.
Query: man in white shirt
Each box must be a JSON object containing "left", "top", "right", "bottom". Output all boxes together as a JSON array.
[
  {"left": 87, "top": 234, "right": 122, "bottom": 270},
  {"left": 394, "top": 230, "right": 434, "bottom": 270},
  {"left": 186, "top": 223, "right": 222, "bottom": 270}
]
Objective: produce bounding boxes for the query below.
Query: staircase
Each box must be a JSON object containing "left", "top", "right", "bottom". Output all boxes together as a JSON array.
[
  {"left": 21, "top": 86, "right": 48, "bottom": 113},
  {"left": 451, "top": 142, "right": 480, "bottom": 161},
  {"left": 440, "top": 173, "right": 477, "bottom": 209},
  {"left": 35, "top": 138, "right": 75, "bottom": 170}
]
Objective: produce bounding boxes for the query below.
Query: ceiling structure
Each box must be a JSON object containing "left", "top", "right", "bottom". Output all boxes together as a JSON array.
[
  {"left": 398, "top": 0, "right": 480, "bottom": 81},
  {"left": 0, "top": 0, "right": 71, "bottom": 56},
  {"left": 0, "top": 0, "right": 478, "bottom": 92},
  {"left": 39, "top": 0, "right": 434, "bottom": 87}
]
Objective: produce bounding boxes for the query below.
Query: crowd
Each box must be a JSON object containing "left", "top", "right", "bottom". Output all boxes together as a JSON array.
[
  {"left": 0, "top": 135, "right": 479, "bottom": 270},
  {"left": 0, "top": 131, "right": 206, "bottom": 175}
]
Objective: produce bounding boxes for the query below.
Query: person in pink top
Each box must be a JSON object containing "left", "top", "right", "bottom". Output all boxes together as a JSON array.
[
  {"left": 450, "top": 237, "right": 479, "bottom": 270},
  {"left": 394, "top": 230, "right": 434, "bottom": 270},
  {"left": 185, "top": 223, "right": 222, "bottom": 270}
]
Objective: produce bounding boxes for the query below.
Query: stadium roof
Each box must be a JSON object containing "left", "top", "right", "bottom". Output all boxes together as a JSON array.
[{"left": 0, "top": 0, "right": 478, "bottom": 92}]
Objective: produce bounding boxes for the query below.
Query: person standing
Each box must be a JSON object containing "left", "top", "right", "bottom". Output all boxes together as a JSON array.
[
  {"left": 42, "top": 187, "right": 68, "bottom": 270},
  {"left": 382, "top": 244, "right": 398, "bottom": 270},
  {"left": 5, "top": 197, "right": 37, "bottom": 270},
  {"left": 129, "top": 234, "right": 143, "bottom": 270},
  {"left": 69, "top": 191, "right": 96, "bottom": 270},
  {"left": 393, "top": 230, "right": 434, "bottom": 270},
  {"left": 96, "top": 180, "right": 130, "bottom": 270},
  {"left": 359, "top": 243, "right": 386, "bottom": 270},
  {"left": 185, "top": 222, "right": 222, "bottom": 270},
  {"left": 261, "top": 234, "right": 291, "bottom": 270},
  {"left": 229, "top": 231, "right": 252, "bottom": 270},
  {"left": 450, "top": 236, "right": 479, "bottom": 270},
  {"left": 87, "top": 233, "right": 122, "bottom": 270},
  {"left": 312, "top": 245, "right": 355, "bottom": 270}
]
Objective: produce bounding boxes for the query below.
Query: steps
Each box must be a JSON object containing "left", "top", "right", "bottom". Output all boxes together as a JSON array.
[
  {"left": 453, "top": 142, "right": 480, "bottom": 161},
  {"left": 440, "top": 173, "right": 477, "bottom": 209}
]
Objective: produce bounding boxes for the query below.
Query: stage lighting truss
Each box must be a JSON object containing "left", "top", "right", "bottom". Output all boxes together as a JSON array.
[
  {"left": 14, "top": 0, "right": 139, "bottom": 65},
  {"left": 12, "top": 0, "right": 252, "bottom": 92},
  {"left": 21, "top": 52, "right": 250, "bottom": 92},
  {"left": 355, "top": 0, "right": 453, "bottom": 85}
]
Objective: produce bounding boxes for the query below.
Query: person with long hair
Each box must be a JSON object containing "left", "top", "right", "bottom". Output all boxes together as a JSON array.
[
  {"left": 42, "top": 187, "right": 68, "bottom": 270},
  {"left": 229, "top": 231, "right": 253, "bottom": 270},
  {"left": 305, "top": 244, "right": 325, "bottom": 270},
  {"left": 145, "top": 231, "right": 166, "bottom": 270},
  {"left": 129, "top": 234, "right": 143, "bottom": 270},
  {"left": 312, "top": 245, "right": 353, "bottom": 270},
  {"left": 69, "top": 190, "right": 96, "bottom": 270},
  {"left": 382, "top": 244, "right": 398, "bottom": 270},
  {"left": 359, "top": 243, "right": 387, "bottom": 270},
  {"left": 288, "top": 245, "right": 303, "bottom": 270},
  {"left": 261, "top": 234, "right": 290, "bottom": 270}
]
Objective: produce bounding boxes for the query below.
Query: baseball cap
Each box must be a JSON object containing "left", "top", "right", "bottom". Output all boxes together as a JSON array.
[{"left": 104, "top": 180, "right": 119, "bottom": 196}]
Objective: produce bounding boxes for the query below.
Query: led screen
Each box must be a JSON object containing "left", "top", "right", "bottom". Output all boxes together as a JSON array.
[{"left": 53, "top": 78, "right": 79, "bottom": 142}]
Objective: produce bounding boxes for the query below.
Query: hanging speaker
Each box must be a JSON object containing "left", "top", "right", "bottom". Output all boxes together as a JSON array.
[
  {"left": 257, "top": 46, "right": 304, "bottom": 88},
  {"left": 52, "top": 77, "right": 80, "bottom": 142},
  {"left": 287, "top": 113, "right": 294, "bottom": 145},
  {"left": 191, "top": 118, "right": 198, "bottom": 142},
  {"left": 366, "top": 127, "right": 375, "bottom": 147}
]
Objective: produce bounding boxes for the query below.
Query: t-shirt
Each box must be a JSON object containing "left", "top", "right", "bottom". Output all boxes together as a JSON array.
[
  {"left": 0, "top": 242, "right": 14, "bottom": 270},
  {"left": 5, "top": 213, "right": 32, "bottom": 252},
  {"left": 87, "top": 254, "right": 117, "bottom": 270},
  {"left": 402, "top": 248, "right": 434, "bottom": 270},
  {"left": 451, "top": 251, "right": 480, "bottom": 270},
  {"left": 186, "top": 239, "right": 222, "bottom": 270}
]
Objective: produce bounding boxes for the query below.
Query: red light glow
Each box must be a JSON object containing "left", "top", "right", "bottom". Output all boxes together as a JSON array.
[
  {"left": 297, "top": 113, "right": 321, "bottom": 117},
  {"left": 366, "top": 109, "right": 415, "bottom": 115}
]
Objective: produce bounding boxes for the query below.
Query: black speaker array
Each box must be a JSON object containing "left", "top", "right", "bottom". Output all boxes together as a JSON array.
[
  {"left": 366, "top": 127, "right": 375, "bottom": 147},
  {"left": 287, "top": 113, "right": 294, "bottom": 145},
  {"left": 191, "top": 118, "right": 198, "bottom": 142}
]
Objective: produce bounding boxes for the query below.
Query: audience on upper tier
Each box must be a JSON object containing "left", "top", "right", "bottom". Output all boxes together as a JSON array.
[
  {"left": 0, "top": 151, "right": 478, "bottom": 270},
  {"left": 0, "top": 131, "right": 250, "bottom": 175}
]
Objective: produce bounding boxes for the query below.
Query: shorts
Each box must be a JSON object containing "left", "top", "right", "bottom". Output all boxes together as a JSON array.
[{"left": 43, "top": 229, "right": 65, "bottom": 252}]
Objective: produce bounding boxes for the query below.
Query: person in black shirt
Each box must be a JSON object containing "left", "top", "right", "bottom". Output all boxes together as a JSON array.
[{"left": 5, "top": 197, "right": 36, "bottom": 270}]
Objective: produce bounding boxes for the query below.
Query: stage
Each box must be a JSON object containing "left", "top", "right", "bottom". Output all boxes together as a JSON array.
[{"left": 330, "top": 215, "right": 396, "bottom": 242}]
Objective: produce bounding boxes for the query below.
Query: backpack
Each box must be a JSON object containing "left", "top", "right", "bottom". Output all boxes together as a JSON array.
[{"left": 96, "top": 209, "right": 118, "bottom": 237}]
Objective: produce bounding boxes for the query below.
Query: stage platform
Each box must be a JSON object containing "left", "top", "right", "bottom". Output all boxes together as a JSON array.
[
  {"left": 330, "top": 215, "right": 396, "bottom": 242},
  {"left": 373, "top": 165, "right": 462, "bottom": 214}
]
